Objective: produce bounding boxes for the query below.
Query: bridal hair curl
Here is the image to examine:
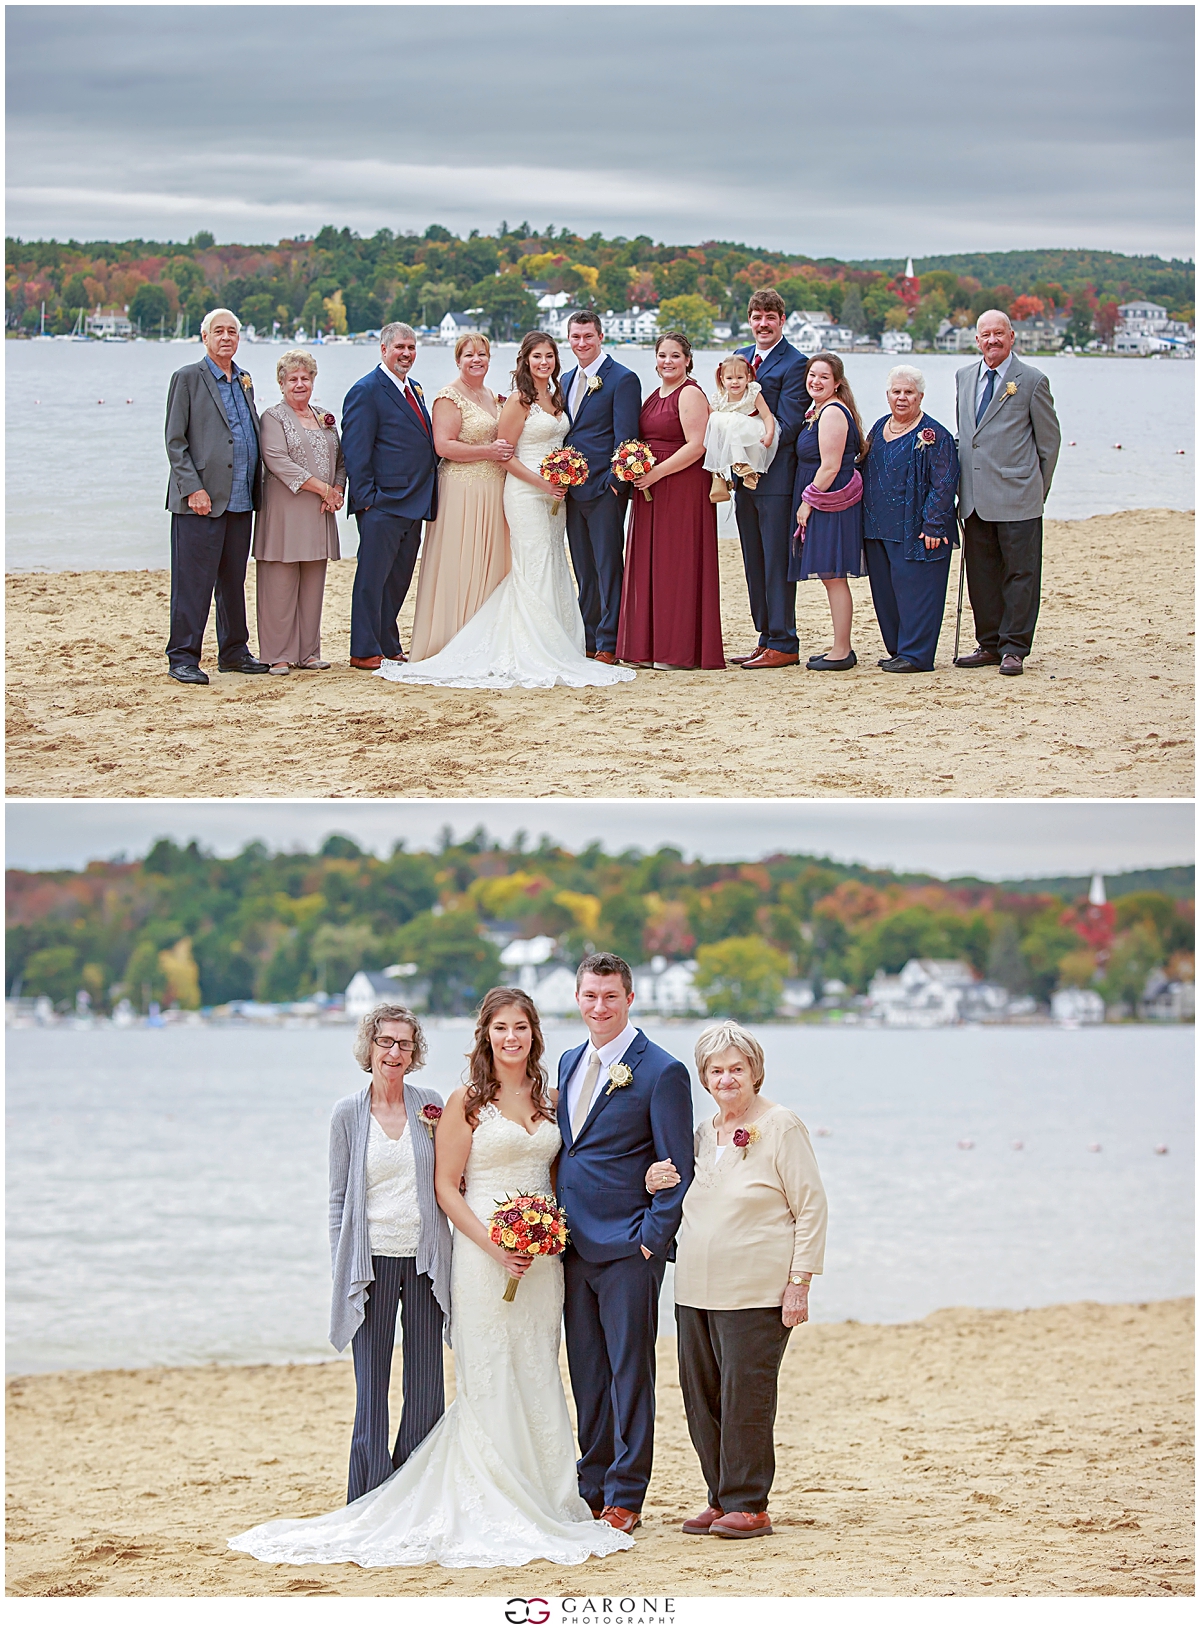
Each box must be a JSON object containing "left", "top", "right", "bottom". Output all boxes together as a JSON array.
[
  {"left": 512, "top": 331, "right": 565, "bottom": 413},
  {"left": 464, "top": 986, "right": 553, "bottom": 1127}
]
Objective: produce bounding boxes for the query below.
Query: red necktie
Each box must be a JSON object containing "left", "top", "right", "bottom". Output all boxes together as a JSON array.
[
  {"left": 402, "top": 383, "right": 427, "bottom": 431},
  {"left": 752, "top": 354, "right": 762, "bottom": 376}
]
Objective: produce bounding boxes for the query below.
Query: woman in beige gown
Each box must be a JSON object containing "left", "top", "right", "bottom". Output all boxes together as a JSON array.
[
  {"left": 253, "top": 349, "right": 345, "bottom": 674},
  {"left": 408, "top": 333, "right": 513, "bottom": 661}
]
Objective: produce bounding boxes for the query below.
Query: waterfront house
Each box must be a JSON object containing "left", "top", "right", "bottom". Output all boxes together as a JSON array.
[
  {"left": 85, "top": 305, "right": 132, "bottom": 339},
  {"left": 602, "top": 306, "right": 660, "bottom": 343},
  {"left": 880, "top": 328, "right": 914, "bottom": 354},
  {"left": 1050, "top": 986, "right": 1106, "bottom": 1025},
  {"left": 438, "top": 310, "right": 487, "bottom": 344},
  {"left": 345, "top": 965, "right": 426, "bottom": 1016},
  {"left": 865, "top": 958, "right": 1015, "bottom": 1027}
]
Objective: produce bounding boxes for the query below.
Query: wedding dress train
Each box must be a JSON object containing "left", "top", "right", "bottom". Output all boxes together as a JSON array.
[
  {"left": 229, "top": 1106, "right": 633, "bottom": 1568},
  {"left": 378, "top": 405, "right": 635, "bottom": 690}
]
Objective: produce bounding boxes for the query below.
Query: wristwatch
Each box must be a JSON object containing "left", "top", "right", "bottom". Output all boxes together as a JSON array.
[{"left": 789, "top": 1274, "right": 811, "bottom": 1287}]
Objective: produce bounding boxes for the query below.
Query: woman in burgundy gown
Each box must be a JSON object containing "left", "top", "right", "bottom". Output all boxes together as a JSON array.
[{"left": 616, "top": 331, "right": 725, "bottom": 670}]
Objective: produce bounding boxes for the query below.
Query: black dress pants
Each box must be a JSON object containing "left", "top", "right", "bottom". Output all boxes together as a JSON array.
[
  {"left": 167, "top": 509, "right": 253, "bottom": 667},
  {"left": 962, "top": 512, "right": 1043, "bottom": 659},
  {"left": 347, "top": 1254, "right": 445, "bottom": 1503},
  {"left": 676, "top": 1304, "right": 792, "bottom": 1513}
]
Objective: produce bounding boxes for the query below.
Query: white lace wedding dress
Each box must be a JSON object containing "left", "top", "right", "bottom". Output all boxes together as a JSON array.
[
  {"left": 378, "top": 405, "right": 635, "bottom": 690},
  {"left": 229, "top": 1106, "right": 633, "bottom": 1569}
]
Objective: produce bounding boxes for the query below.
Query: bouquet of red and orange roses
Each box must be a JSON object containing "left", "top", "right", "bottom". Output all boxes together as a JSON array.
[
  {"left": 611, "top": 439, "right": 657, "bottom": 502},
  {"left": 488, "top": 1193, "right": 570, "bottom": 1301},
  {"left": 539, "top": 448, "right": 589, "bottom": 515}
]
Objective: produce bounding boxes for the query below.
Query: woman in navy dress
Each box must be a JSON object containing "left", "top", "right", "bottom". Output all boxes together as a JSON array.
[
  {"left": 790, "top": 353, "right": 865, "bottom": 672},
  {"left": 862, "top": 365, "right": 960, "bottom": 673}
]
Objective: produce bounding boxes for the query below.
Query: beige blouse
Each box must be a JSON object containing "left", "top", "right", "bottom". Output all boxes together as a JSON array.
[
  {"left": 435, "top": 384, "right": 507, "bottom": 485},
  {"left": 253, "top": 402, "right": 345, "bottom": 562},
  {"left": 673, "top": 1101, "right": 827, "bottom": 1311}
]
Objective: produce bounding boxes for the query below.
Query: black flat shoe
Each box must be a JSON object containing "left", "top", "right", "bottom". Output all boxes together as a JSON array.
[
  {"left": 879, "top": 656, "right": 923, "bottom": 674},
  {"left": 169, "top": 663, "right": 209, "bottom": 685},
  {"left": 218, "top": 656, "right": 270, "bottom": 674},
  {"left": 806, "top": 651, "right": 857, "bottom": 671}
]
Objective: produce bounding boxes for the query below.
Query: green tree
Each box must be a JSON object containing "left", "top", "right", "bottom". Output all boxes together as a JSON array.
[
  {"left": 396, "top": 910, "right": 503, "bottom": 1013},
  {"left": 596, "top": 891, "right": 649, "bottom": 967},
  {"left": 909, "top": 292, "right": 948, "bottom": 349},
  {"left": 1064, "top": 301, "right": 1095, "bottom": 348},
  {"left": 598, "top": 262, "right": 631, "bottom": 310},
  {"left": 657, "top": 294, "right": 719, "bottom": 346},
  {"left": 466, "top": 273, "right": 538, "bottom": 340},
  {"left": 695, "top": 935, "right": 788, "bottom": 1021},
  {"left": 309, "top": 921, "right": 377, "bottom": 995},
  {"left": 1101, "top": 924, "right": 1163, "bottom": 1010},
  {"left": 129, "top": 282, "right": 169, "bottom": 331},
  {"left": 20, "top": 944, "right": 80, "bottom": 1005},
  {"left": 840, "top": 284, "right": 867, "bottom": 335},
  {"left": 986, "top": 915, "right": 1030, "bottom": 993},
  {"left": 1019, "top": 915, "right": 1082, "bottom": 1004}
]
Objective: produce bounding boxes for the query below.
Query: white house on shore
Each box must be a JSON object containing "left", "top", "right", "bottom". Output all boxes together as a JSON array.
[
  {"left": 602, "top": 307, "right": 660, "bottom": 343},
  {"left": 438, "top": 310, "right": 487, "bottom": 344},
  {"left": 865, "top": 959, "right": 1023, "bottom": 1027},
  {"left": 86, "top": 305, "right": 132, "bottom": 338},
  {"left": 880, "top": 328, "right": 913, "bottom": 354},
  {"left": 345, "top": 965, "right": 423, "bottom": 1017},
  {"left": 1050, "top": 986, "right": 1106, "bottom": 1025}
]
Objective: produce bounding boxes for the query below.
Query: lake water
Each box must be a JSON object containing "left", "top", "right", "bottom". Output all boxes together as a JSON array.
[
  {"left": 6, "top": 1022, "right": 1191, "bottom": 1374},
  {"left": 5, "top": 340, "right": 1194, "bottom": 571}
]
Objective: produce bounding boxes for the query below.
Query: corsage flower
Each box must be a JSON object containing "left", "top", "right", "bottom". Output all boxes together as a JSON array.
[
  {"left": 419, "top": 1103, "right": 443, "bottom": 1140},
  {"left": 322, "top": 411, "right": 336, "bottom": 429},
  {"left": 1004, "top": 381, "right": 1018, "bottom": 397},
  {"left": 606, "top": 1062, "right": 633, "bottom": 1095},
  {"left": 587, "top": 374, "right": 603, "bottom": 394},
  {"left": 732, "top": 1125, "right": 761, "bottom": 1159},
  {"left": 239, "top": 373, "right": 253, "bottom": 395},
  {"left": 916, "top": 426, "right": 937, "bottom": 447}
]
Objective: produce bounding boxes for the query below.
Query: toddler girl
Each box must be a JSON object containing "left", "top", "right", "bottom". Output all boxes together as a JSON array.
[{"left": 703, "top": 355, "right": 777, "bottom": 502}]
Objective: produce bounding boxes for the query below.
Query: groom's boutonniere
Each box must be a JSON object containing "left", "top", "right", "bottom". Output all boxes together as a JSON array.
[
  {"left": 605, "top": 1062, "right": 633, "bottom": 1095},
  {"left": 587, "top": 374, "right": 603, "bottom": 394}
]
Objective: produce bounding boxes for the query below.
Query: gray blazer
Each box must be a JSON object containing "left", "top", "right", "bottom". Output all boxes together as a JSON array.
[
  {"left": 164, "top": 357, "right": 263, "bottom": 515},
  {"left": 328, "top": 1080, "right": 452, "bottom": 1353},
  {"left": 955, "top": 355, "right": 1061, "bottom": 523}
]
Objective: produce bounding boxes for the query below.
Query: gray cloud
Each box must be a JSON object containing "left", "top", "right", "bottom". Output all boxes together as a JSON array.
[
  {"left": 5, "top": 801, "right": 1193, "bottom": 882},
  {"left": 6, "top": 6, "right": 1194, "bottom": 257}
]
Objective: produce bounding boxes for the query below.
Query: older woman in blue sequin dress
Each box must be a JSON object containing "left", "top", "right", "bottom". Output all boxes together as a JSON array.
[{"left": 861, "top": 366, "right": 960, "bottom": 673}]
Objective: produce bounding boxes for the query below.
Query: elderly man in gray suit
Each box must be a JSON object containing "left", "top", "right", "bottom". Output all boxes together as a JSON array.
[
  {"left": 164, "top": 307, "right": 269, "bottom": 684},
  {"left": 954, "top": 309, "right": 1061, "bottom": 676}
]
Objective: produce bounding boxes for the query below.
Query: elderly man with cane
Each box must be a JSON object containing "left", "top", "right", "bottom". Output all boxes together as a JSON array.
[{"left": 953, "top": 310, "right": 1061, "bottom": 676}]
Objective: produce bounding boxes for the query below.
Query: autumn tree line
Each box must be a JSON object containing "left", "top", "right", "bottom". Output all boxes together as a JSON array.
[
  {"left": 5, "top": 224, "right": 1195, "bottom": 347},
  {"left": 5, "top": 833, "right": 1193, "bottom": 1021}
]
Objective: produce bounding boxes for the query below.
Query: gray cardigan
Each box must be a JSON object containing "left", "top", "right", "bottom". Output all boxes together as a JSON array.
[{"left": 328, "top": 1080, "right": 452, "bottom": 1353}]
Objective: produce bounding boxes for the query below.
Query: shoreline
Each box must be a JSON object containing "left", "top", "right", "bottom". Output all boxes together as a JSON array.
[
  {"left": 6, "top": 509, "right": 1194, "bottom": 798},
  {"left": 6, "top": 1298, "right": 1192, "bottom": 1597}
]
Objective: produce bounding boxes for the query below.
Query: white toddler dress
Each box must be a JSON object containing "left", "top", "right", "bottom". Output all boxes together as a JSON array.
[{"left": 702, "top": 380, "right": 778, "bottom": 479}]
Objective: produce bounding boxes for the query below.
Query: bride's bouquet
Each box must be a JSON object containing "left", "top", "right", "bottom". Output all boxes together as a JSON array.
[
  {"left": 539, "top": 448, "right": 589, "bottom": 515},
  {"left": 488, "top": 1193, "right": 570, "bottom": 1301},
  {"left": 611, "top": 439, "right": 656, "bottom": 502}
]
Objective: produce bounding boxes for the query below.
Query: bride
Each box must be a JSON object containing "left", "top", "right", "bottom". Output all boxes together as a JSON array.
[
  {"left": 377, "top": 333, "right": 635, "bottom": 691},
  {"left": 229, "top": 988, "right": 634, "bottom": 1569}
]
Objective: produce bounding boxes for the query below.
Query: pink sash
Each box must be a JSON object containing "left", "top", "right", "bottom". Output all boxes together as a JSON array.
[{"left": 802, "top": 468, "right": 863, "bottom": 510}]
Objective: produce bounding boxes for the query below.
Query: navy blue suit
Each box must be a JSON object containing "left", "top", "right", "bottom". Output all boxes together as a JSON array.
[
  {"left": 556, "top": 1029, "right": 695, "bottom": 1511},
  {"left": 733, "top": 341, "right": 811, "bottom": 653},
  {"left": 560, "top": 355, "right": 642, "bottom": 653},
  {"left": 341, "top": 366, "right": 439, "bottom": 661}
]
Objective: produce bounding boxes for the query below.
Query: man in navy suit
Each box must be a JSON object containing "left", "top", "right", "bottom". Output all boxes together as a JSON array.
[
  {"left": 556, "top": 952, "right": 695, "bottom": 1534},
  {"left": 559, "top": 311, "right": 642, "bottom": 661},
  {"left": 731, "top": 288, "right": 811, "bottom": 670},
  {"left": 340, "top": 322, "right": 439, "bottom": 669}
]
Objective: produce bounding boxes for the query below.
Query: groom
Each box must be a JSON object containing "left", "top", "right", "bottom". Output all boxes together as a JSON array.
[
  {"left": 556, "top": 952, "right": 695, "bottom": 1533},
  {"left": 559, "top": 311, "right": 642, "bottom": 661}
]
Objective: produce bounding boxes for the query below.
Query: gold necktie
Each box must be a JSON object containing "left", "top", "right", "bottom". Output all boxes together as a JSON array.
[
  {"left": 571, "top": 1050, "right": 602, "bottom": 1138},
  {"left": 571, "top": 368, "right": 588, "bottom": 416}
]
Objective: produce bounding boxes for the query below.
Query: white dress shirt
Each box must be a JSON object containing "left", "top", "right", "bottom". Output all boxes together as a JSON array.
[
  {"left": 974, "top": 351, "right": 1014, "bottom": 416},
  {"left": 378, "top": 358, "right": 418, "bottom": 402},
  {"left": 568, "top": 353, "right": 606, "bottom": 416},
  {"left": 753, "top": 337, "right": 785, "bottom": 368},
  {"left": 564, "top": 1022, "right": 639, "bottom": 1129}
]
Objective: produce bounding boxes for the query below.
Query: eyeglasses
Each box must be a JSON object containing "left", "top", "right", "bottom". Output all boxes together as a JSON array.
[{"left": 375, "top": 1037, "right": 414, "bottom": 1055}]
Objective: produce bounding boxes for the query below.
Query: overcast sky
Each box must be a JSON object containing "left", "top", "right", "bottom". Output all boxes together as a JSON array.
[
  {"left": 5, "top": 801, "right": 1193, "bottom": 881},
  {"left": 6, "top": 4, "right": 1194, "bottom": 259}
]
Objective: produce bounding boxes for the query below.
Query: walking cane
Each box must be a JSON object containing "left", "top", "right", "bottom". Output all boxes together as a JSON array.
[{"left": 952, "top": 516, "right": 967, "bottom": 663}]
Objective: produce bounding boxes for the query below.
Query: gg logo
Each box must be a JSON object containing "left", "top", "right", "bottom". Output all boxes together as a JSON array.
[{"left": 505, "top": 1602, "right": 550, "bottom": 1626}]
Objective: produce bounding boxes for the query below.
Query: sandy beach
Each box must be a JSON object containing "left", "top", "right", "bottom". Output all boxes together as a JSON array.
[
  {"left": 5, "top": 1298, "right": 1192, "bottom": 1597},
  {"left": 5, "top": 509, "right": 1193, "bottom": 799}
]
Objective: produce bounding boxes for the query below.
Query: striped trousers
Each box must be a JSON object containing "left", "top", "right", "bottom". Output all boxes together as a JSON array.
[{"left": 347, "top": 1254, "right": 445, "bottom": 1503}]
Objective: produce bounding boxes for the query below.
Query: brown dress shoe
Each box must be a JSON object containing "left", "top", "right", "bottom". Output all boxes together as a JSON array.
[
  {"left": 742, "top": 648, "right": 799, "bottom": 670},
  {"left": 710, "top": 1510, "right": 773, "bottom": 1538},
  {"left": 349, "top": 655, "right": 383, "bottom": 670},
  {"left": 728, "top": 646, "right": 764, "bottom": 665},
  {"left": 681, "top": 1505, "right": 724, "bottom": 1534},
  {"left": 593, "top": 651, "right": 618, "bottom": 665},
  {"left": 599, "top": 1505, "right": 642, "bottom": 1533},
  {"left": 999, "top": 654, "right": 1024, "bottom": 676},
  {"left": 953, "top": 646, "right": 1001, "bottom": 668}
]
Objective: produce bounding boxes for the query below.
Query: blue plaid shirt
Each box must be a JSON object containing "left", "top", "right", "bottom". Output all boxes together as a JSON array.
[{"left": 205, "top": 355, "right": 258, "bottom": 511}]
